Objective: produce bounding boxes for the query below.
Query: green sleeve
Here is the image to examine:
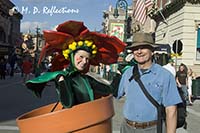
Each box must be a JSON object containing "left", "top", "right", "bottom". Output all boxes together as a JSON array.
[
  {"left": 55, "top": 76, "right": 74, "bottom": 108},
  {"left": 87, "top": 74, "right": 121, "bottom": 97},
  {"left": 26, "top": 71, "right": 67, "bottom": 98}
]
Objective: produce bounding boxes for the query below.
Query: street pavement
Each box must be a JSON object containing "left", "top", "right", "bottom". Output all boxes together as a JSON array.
[{"left": 0, "top": 73, "right": 200, "bottom": 133}]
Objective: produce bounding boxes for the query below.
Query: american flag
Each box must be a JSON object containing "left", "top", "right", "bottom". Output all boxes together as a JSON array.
[{"left": 134, "top": 0, "right": 153, "bottom": 25}]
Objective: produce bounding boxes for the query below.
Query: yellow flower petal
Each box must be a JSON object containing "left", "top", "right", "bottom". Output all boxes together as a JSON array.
[
  {"left": 63, "top": 49, "right": 70, "bottom": 54},
  {"left": 64, "top": 55, "right": 68, "bottom": 59},
  {"left": 92, "top": 44, "right": 96, "bottom": 49},
  {"left": 68, "top": 44, "right": 73, "bottom": 49},
  {"left": 78, "top": 41, "right": 83, "bottom": 46},
  {"left": 71, "top": 45, "right": 76, "bottom": 50},
  {"left": 62, "top": 50, "right": 69, "bottom": 59},
  {"left": 72, "top": 42, "right": 77, "bottom": 46},
  {"left": 84, "top": 40, "right": 89, "bottom": 44},
  {"left": 92, "top": 50, "right": 97, "bottom": 54},
  {"left": 87, "top": 42, "right": 93, "bottom": 47}
]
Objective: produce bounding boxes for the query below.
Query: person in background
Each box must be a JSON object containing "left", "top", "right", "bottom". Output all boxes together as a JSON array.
[
  {"left": 99, "top": 63, "right": 104, "bottom": 78},
  {"left": 0, "top": 58, "right": 6, "bottom": 80},
  {"left": 9, "top": 53, "right": 17, "bottom": 77},
  {"left": 106, "top": 65, "right": 111, "bottom": 80},
  {"left": 117, "top": 33, "right": 182, "bottom": 133},
  {"left": 176, "top": 63, "right": 189, "bottom": 104},
  {"left": 22, "top": 57, "right": 32, "bottom": 84},
  {"left": 163, "top": 59, "right": 176, "bottom": 77},
  {"left": 187, "top": 67, "right": 196, "bottom": 105},
  {"left": 6, "top": 61, "right": 11, "bottom": 76}
]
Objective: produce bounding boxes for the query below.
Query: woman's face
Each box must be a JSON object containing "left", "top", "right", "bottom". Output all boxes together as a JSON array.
[
  {"left": 74, "top": 50, "right": 91, "bottom": 71},
  {"left": 179, "top": 66, "right": 185, "bottom": 72}
]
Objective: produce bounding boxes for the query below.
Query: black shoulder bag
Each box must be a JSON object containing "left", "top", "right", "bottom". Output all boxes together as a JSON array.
[{"left": 129, "top": 65, "right": 165, "bottom": 133}]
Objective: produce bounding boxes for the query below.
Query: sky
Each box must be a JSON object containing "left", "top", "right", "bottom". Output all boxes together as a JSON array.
[{"left": 11, "top": 0, "right": 133, "bottom": 34}]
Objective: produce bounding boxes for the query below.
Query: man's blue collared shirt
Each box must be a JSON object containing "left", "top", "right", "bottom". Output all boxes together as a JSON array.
[{"left": 117, "top": 63, "right": 182, "bottom": 122}]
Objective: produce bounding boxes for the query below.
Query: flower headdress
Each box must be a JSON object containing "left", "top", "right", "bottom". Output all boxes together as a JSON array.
[
  {"left": 62, "top": 40, "right": 97, "bottom": 60},
  {"left": 39, "top": 20, "right": 126, "bottom": 71}
]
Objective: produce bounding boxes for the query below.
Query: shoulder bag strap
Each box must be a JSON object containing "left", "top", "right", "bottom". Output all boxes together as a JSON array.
[
  {"left": 132, "top": 65, "right": 160, "bottom": 107},
  {"left": 130, "top": 64, "right": 163, "bottom": 133}
]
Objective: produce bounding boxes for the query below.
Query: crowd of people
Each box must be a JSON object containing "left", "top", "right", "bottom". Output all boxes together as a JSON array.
[
  {"left": 0, "top": 57, "right": 17, "bottom": 80},
  {"left": 0, "top": 56, "right": 27, "bottom": 78},
  {"left": 0, "top": 54, "right": 51, "bottom": 83}
]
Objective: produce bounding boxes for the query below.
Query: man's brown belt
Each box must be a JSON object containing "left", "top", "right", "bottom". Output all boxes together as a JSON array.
[{"left": 125, "top": 119, "right": 157, "bottom": 129}]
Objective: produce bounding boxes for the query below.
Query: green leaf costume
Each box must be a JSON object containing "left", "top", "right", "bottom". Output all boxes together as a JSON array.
[{"left": 26, "top": 67, "right": 121, "bottom": 108}]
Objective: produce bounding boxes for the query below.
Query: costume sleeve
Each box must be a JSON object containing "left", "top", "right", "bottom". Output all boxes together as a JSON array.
[
  {"left": 110, "top": 73, "right": 122, "bottom": 97},
  {"left": 87, "top": 73, "right": 121, "bottom": 97},
  {"left": 55, "top": 75, "right": 74, "bottom": 108},
  {"left": 26, "top": 82, "right": 46, "bottom": 98},
  {"left": 26, "top": 71, "right": 66, "bottom": 98}
]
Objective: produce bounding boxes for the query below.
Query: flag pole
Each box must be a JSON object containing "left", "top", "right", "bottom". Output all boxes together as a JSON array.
[{"left": 158, "top": 10, "right": 168, "bottom": 25}]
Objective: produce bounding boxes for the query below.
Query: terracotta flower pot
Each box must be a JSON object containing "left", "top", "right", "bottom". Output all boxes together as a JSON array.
[{"left": 16, "top": 95, "right": 114, "bottom": 133}]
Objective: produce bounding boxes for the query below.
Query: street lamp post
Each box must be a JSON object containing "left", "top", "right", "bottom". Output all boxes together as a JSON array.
[
  {"left": 113, "top": 0, "right": 128, "bottom": 43},
  {"left": 35, "top": 26, "right": 40, "bottom": 77}
]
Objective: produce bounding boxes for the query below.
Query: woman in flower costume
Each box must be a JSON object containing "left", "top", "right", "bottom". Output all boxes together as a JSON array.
[{"left": 26, "top": 20, "right": 126, "bottom": 108}]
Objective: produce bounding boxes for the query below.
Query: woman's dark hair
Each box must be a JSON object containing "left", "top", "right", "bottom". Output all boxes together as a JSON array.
[{"left": 179, "top": 63, "right": 188, "bottom": 73}]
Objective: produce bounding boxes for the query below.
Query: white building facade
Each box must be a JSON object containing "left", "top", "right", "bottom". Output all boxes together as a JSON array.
[{"left": 154, "top": 0, "right": 200, "bottom": 75}]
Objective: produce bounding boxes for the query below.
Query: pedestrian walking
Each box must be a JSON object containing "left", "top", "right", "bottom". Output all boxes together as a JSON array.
[
  {"left": 187, "top": 67, "right": 196, "bottom": 105},
  {"left": 117, "top": 33, "right": 182, "bottom": 133},
  {"left": 176, "top": 63, "right": 189, "bottom": 105},
  {"left": 6, "top": 61, "right": 11, "bottom": 76},
  {"left": 99, "top": 63, "right": 104, "bottom": 78},
  {"left": 0, "top": 58, "right": 6, "bottom": 80},
  {"left": 22, "top": 57, "right": 32, "bottom": 84},
  {"left": 9, "top": 53, "right": 17, "bottom": 77}
]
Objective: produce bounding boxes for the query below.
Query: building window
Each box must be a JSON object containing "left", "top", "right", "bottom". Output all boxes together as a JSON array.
[{"left": 197, "top": 28, "right": 200, "bottom": 60}]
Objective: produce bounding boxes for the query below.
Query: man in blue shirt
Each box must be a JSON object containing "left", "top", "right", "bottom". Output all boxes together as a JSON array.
[{"left": 117, "top": 33, "right": 182, "bottom": 133}]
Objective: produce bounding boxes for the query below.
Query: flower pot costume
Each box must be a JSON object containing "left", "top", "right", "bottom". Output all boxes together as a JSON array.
[{"left": 26, "top": 20, "right": 126, "bottom": 108}]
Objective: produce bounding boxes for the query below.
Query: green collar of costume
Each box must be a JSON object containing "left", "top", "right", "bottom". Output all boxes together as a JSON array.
[
  {"left": 79, "top": 76, "right": 94, "bottom": 101},
  {"left": 65, "top": 67, "right": 94, "bottom": 101}
]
